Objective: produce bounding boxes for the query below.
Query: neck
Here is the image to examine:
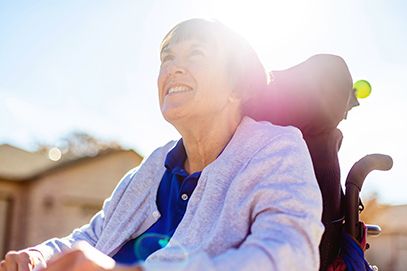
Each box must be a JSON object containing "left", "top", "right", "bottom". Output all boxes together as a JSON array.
[{"left": 178, "top": 113, "right": 242, "bottom": 175}]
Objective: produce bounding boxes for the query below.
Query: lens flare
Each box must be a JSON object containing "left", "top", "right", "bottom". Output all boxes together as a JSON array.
[
  {"left": 48, "top": 147, "right": 62, "bottom": 161},
  {"left": 353, "top": 80, "right": 372, "bottom": 99},
  {"left": 134, "top": 233, "right": 189, "bottom": 263}
]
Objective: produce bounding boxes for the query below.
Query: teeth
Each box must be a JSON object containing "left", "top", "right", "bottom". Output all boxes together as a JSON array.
[{"left": 168, "top": 86, "right": 192, "bottom": 94}]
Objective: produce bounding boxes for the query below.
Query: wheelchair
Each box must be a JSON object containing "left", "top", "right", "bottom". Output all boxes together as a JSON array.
[{"left": 249, "top": 54, "right": 393, "bottom": 270}]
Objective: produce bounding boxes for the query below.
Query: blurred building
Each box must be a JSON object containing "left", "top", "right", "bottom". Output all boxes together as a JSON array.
[
  {"left": 0, "top": 144, "right": 142, "bottom": 258},
  {"left": 361, "top": 199, "right": 407, "bottom": 271}
]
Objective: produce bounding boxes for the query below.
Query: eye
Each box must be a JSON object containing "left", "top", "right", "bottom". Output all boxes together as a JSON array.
[
  {"left": 189, "top": 49, "right": 204, "bottom": 57},
  {"left": 160, "top": 54, "right": 174, "bottom": 67},
  {"left": 165, "top": 54, "right": 175, "bottom": 61}
]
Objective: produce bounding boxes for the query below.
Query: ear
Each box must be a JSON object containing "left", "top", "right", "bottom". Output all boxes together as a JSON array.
[{"left": 228, "top": 91, "right": 242, "bottom": 103}]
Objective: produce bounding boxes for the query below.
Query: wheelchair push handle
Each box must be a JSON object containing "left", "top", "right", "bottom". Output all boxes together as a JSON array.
[
  {"left": 344, "top": 154, "right": 393, "bottom": 241},
  {"left": 345, "top": 154, "right": 393, "bottom": 191}
]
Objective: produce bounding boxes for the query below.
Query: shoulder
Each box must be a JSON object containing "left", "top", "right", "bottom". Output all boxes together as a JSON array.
[
  {"left": 139, "top": 140, "right": 178, "bottom": 168},
  {"left": 127, "top": 140, "right": 177, "bottom": 182},
  {"left": 108, "top": 140, "right": 178, "bottom": 197},
  {"left": 231, "top": 116, "right": 306, "bottom": 155},
  {"left": 239, "top": 116, "right": 302, "bottom": 138},
  {"left": 212, "top": 117, "right": 313, "bottom": 186}
]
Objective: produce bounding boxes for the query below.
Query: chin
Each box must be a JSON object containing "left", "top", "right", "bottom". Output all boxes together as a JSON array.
[{"left": 162, "top": 109, "right": 182, "bottom": 124}]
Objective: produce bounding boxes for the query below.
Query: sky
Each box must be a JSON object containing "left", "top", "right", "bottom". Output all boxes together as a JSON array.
[{"left": 0, "top": 0, "right": 406, "bottom": 205}]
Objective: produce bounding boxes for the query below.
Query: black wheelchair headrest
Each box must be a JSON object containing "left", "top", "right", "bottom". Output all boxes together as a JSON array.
[{"left": 250, "top": 54, "right": 353, "bottom": 135}]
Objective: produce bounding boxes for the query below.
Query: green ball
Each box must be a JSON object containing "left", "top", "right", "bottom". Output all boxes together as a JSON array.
[{"left": 353, "top": 80, "right": 372, "bottom": 99}]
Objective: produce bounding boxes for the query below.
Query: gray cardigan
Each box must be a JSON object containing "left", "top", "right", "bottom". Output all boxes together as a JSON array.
[{"left": 34, "top": 117, "right": 324, "bottom": 271}]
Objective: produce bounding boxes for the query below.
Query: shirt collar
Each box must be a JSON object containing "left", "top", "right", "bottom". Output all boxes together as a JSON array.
[
  {"left": 165, "top": 138, "right": 187, "bottom": 173},
  {"left": 165, "top": 137, "right": 230, "bottom": 175}
]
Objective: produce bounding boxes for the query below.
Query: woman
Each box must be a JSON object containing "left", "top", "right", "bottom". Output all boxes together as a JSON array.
[{"left": 0, "top": 19, "right": 324, "bottom": 271}]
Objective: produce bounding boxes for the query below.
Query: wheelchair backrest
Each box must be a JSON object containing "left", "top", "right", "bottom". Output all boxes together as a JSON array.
[{"left": 249, "top": 54, "right": 354, "bottom": 270}]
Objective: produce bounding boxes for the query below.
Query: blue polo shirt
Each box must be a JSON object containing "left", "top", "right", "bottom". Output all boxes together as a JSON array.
[{"left": 112, "top": 139, "right": 200, "bottom": 264}]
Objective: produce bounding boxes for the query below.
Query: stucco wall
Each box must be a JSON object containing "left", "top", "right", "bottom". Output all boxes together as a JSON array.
[
  {"left": 26, "top": 151, "right": 142, "bottom": 247},
  {"left": 0, "top": 180, "right": 29, "bottom": 257},
  {"left": 0, "top": 150, "right": 142, "bottom": 257}
]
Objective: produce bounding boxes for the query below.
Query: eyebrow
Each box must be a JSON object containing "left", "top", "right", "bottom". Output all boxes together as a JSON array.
[{"left": 161, "top": 43, "right": 207, "bottom": 57}]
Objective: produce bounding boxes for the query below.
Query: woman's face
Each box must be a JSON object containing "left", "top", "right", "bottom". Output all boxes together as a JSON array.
[{"left": 157, "top": 39, "right": 239, "bottom": 126}]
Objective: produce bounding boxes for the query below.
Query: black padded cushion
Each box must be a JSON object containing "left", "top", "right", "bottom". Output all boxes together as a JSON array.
[{"left": 250, "top": 54, "right": 353, "bottom": 135}]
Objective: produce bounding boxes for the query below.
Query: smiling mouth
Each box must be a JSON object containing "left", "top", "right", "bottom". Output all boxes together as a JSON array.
[{"left": 167, "top": 86, "right": 192, "bottom": 94}]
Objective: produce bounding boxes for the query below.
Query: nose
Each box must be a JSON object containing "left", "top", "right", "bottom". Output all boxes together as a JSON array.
[{"left": 167, "top": 57, "right": 186, "bottom": 76}]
